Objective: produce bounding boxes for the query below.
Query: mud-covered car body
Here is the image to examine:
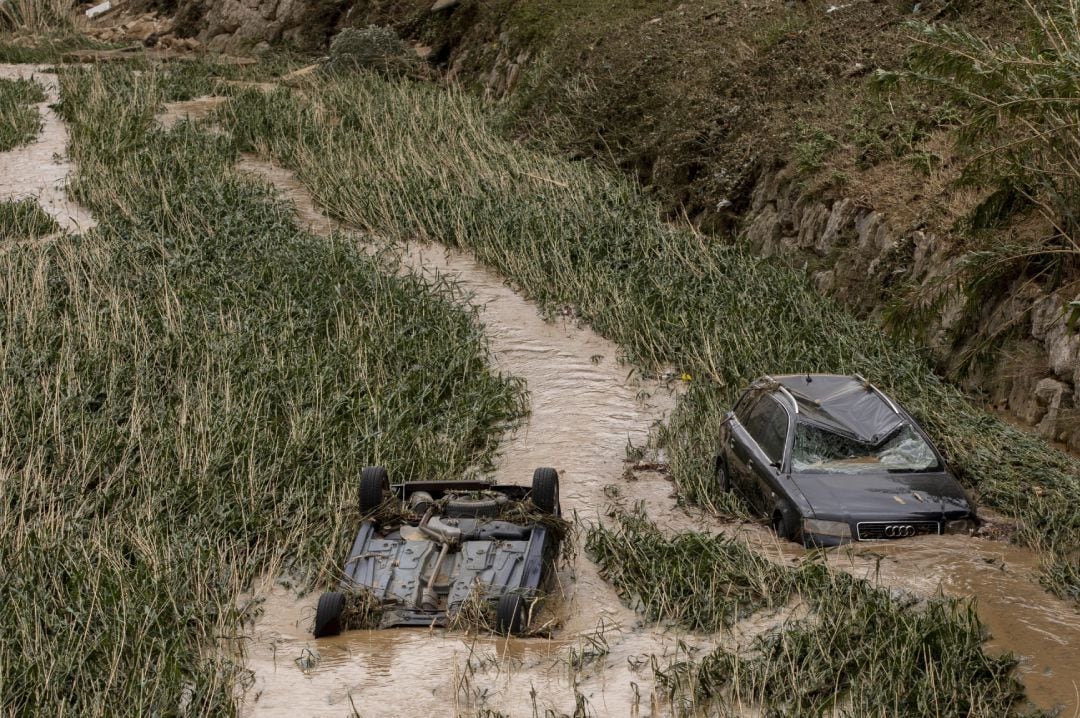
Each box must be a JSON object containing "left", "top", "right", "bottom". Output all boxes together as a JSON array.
[
  {"left": 314, "top": 468, "right": 562, "bottom": 637},
  {"left": 716, "top": 375, "right": 977, "bottom": 546}
]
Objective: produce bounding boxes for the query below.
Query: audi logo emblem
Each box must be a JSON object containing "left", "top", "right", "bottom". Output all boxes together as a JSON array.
[{"left": 885, "top": 524, "right": 916, "bottom": 538}]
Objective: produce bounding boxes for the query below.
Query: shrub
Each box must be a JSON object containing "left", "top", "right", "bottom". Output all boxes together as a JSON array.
[{"left": 323, "top": 26, "right": 416, "bottom": 77}]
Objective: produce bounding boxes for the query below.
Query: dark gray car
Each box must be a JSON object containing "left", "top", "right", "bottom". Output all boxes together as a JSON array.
[
  {"left": 313, "top": 466, "right": 562, "bottom": 637},
  {"left": 716, "top": 374, "right": 977, "bottom": 546}
]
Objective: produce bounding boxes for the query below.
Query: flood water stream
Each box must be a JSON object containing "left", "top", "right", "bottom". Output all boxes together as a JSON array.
[
  {"left": 233, "top": 155, "right": 1080, "bottom": 718},
  {"left": 234, "top": 157, "right": 724, "bottom": 716},
  {"left": 4, "top": 83, "right": 1072, "bottom": 716}
]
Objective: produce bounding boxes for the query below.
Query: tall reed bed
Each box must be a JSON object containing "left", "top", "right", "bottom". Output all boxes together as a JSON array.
[
  {"left": 0, "top": 75, "right": 44, "bottom": 150},
  {"left": 219, "top": 76, "right": 1080, "bottom": 599},
  {"left": 588, "top": 509, "right": 1046, "bottom": 718},
  {"left": 0, "top": 66, "right": 524, "bottom": 714}
]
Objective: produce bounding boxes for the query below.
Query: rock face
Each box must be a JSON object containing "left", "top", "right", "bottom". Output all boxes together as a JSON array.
[
  {"left": 745, "top": 167, "right": 1080, "bottom": 451},
  {"left": 148, "top": 0, "right": 348, "bottom": 51}
]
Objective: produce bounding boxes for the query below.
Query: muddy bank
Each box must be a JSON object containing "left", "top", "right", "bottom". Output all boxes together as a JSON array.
[{"left": 0, "top": 65, "right": 95, "bottom": 234}]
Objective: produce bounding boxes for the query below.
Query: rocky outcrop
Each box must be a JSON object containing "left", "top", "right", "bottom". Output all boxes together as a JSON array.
[
  {"left": 745, "top": 167, "right": 1080, "bottom": 451},
  {"left": 181, "top": 0, "right": 333, "bottom": 51},
  {"left": 123, "top": 0, "right": 352, "bottom": 51}
]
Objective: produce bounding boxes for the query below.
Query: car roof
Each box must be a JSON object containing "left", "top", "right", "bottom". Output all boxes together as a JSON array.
[{"left": 755, "top": 374, "right": 906, "bottom": 444}]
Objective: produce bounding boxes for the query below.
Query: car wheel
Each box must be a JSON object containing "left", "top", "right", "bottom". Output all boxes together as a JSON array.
[
  {"left": 772, "top": 511, "right": 791, "bottom": 541},
  {"left": 359, "top": 466, "right": 389, "bottom": 516},
  {"left": 495, "top": 593, "right": 526, "bottom": 635},
  {"left": 531, "top": 467, "right": 560, "bottom": 515},
  {"left": 715, "top": 457, "right": 731, "bottom": 493},
  {"left": 313, "top": 591, "right": 346, "bottom": 638}
]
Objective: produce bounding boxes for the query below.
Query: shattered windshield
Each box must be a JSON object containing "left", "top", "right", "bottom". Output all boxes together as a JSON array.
[{"left": 791, "top": 422, "right": 939, "bottom": 474}]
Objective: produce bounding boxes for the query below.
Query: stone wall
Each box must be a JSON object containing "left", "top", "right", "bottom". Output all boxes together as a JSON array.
[{"left": 744, "top": 167, "right": 1080, "bottom": 451}]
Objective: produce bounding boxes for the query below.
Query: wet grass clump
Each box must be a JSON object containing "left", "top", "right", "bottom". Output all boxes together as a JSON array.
[
  {"left": 0, "top": 75, "right": 44, "bottom": 150},
  {"left": 655, "top": 573, "right": 1046, "bottom": 717},
  {"left": 218, "top": 75, "right": 1080, "bottom": 599},
  {"left": 0, "top": 197, "right": 58, "bottom": 237},
  {"left": 585, "top": 506, "right": 795, "bottom": 631},
  {"left": 0, "top": 65, "right": 524, "bottom": 714},
  {"left": 340, "top": 589, "right": 383, "bottom": 631},
  {"left": 592, "top": 510, "right": 1044, "bottom": 717}
]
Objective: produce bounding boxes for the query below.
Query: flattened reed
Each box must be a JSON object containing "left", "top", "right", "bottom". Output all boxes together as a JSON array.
[
  {"left": 0, "top": 75, "right": 44, "bottom": 150},
  {"left": 0, "top": 197, "right": 58, "bottom": 238},
  {"left": 0, "top": 65, "right": 523, "bottom": 714},
  {"left": 585, "top": 505, "right": 794, "bottom": 631}
]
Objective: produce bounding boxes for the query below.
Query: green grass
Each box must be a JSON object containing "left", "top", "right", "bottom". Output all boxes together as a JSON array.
[
  {"left": 590, "top": 508, "right": 1048, "bottom": 718},
  {"left": 0, "top": 65, "right": 524, "bottom": 715},
  {"left": 794, "top": 121, "right": 839, "bottom": 174},
  {"left": 881, "top": 0, "right": 1080, "bottom": 236},
  {"left": 217, "top": 73, "right": 1080, "bottom": 600},
  {"left": 0, "top": 30, "right": 106, "bottom": 62},
  {"left": 585, "top": 506, "right": 794, "bottom": 631},
  {"left": 0, "top": 198, "right": 58, "bottom": 238},
  {"left": 0, "top": 76, "right": 44, "bottom": 150}
]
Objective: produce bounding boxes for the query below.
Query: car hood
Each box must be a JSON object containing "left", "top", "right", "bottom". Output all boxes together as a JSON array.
[{"left": 792, "top": 471, "right": 972, "bottom": 519}]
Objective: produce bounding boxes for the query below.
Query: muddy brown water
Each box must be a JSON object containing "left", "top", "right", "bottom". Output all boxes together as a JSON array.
[
  {"left": 0, "top": 64, "right": 96, "bottom": 234},
  {"left": 7, "top": 68, "right": 1075, "bottom": 716},
  {"left": 231, "top": 155, "right": 1080, "bottom": 717},
  {"left": 234, "top": 158, "right": 728, "bottom": 716}
]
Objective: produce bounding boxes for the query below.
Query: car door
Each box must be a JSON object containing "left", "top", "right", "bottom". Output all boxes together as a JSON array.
[
  {"left": 738, "top": 395, "right": 791, "bottom": 514},
  {"left": 725, "top": 392, "right": 759, "bottom": 495}
]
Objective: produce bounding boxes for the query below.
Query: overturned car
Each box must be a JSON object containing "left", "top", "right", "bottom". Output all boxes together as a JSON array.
[
  {"left": 716, "top": 374, "right": 978, "bottom": 546},
  {"left": 313, "top": 466, "right": 564, "bottom": 637}
]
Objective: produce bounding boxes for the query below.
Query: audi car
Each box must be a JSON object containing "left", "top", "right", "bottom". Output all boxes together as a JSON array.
[{"left": 715, "top": 374, "right": 978, "bottom": 546}]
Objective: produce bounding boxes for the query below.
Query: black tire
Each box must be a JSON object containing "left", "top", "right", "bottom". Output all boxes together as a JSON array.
[
  {"left": 715, "top": 457, "right": 731, "bottom": 493},
  {"left": 531, "top": 467, "right": 559, "bottom": 515},
  {"left": 772, "top": 510, "right": 791, "bottom": 541},
  {"left": 359, "top": 466, "right": 389, "bottom": 516},
  {"left": 313, "top": 591, "right": 346, "bottom": 638},
  {"left": 446, "top": 494, "right": 502, "bottom": 518},
  {"left": 495, "top": 593, "right": 526, "bottom": 635}
]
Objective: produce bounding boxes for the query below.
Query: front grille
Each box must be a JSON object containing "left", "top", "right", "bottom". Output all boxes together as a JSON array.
[{"left": 857, "top": 521, "right": 940, "bottom": 540}]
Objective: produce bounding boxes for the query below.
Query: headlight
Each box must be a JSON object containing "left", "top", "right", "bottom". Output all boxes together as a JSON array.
[
  {"left": 944, "top": 518, "right": 977, "bottom": 535},
  {"left": 802, "top": 519, "right": 851, "bottom": 538}
]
